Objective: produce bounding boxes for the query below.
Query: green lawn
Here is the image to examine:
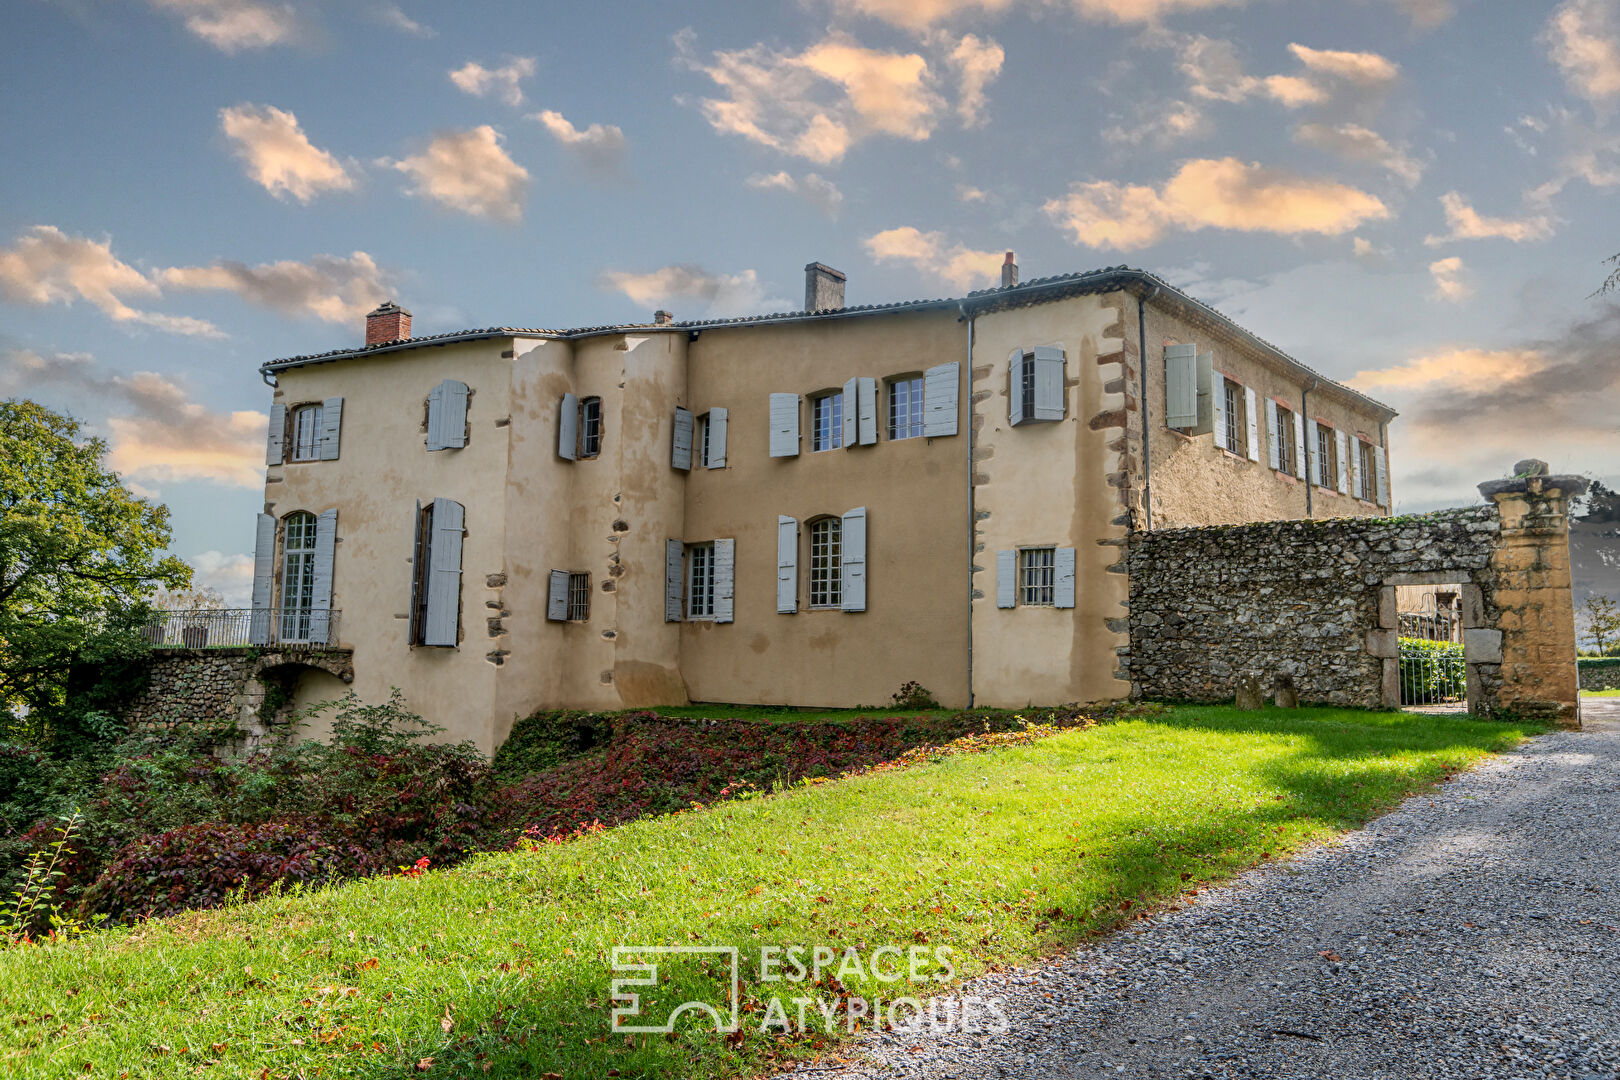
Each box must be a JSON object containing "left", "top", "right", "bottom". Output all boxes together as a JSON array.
[
  {"left": 0, "top": 705, "right": 1534, "bottom": 1079},
  {"left": 1581, "top": 688, "right": 1620, "bottom": 697}
]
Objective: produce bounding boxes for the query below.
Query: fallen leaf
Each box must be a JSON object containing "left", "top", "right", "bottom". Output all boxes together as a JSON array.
[
  {"left": 416, "top": 1058, "right": 434, "bottom": 1072},
  {"left": 1319, "top": 950, "right": 1343, "bottom": 962},
  {"left": 441, "top": 1007, "right": 454, "bottom": 1034}
]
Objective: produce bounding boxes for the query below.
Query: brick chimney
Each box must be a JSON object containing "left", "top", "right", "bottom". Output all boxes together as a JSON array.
[
  {"left": 1001, "top": 251, "right": 1018, "bottom": 289},
  {"left": 365, "top": 301, "right": 411, "bottom": 346},
  {"left": 804, "top": 262, "right": 846, "bottom": 312},
  {"left": 653, "top": 309, "right": 673, "bottom": 325}
]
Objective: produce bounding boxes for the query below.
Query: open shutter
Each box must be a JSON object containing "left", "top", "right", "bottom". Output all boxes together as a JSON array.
[
  {"left": 842, "top": 378, "right": 858, "bottom": 449},
  {"left": 923, "top": 362, "right": 958, "bottom": 437},
  {"left": 1054, "top": 547, "right": 1076, "bottom": 609},
  {"left": 769, "top": 393, "right": 800, "bottom": 457},
  {"left": 840, "top": 507, "right": 866, "bottom": 613},
  {"left": 996, "top": 550, "right": 1016, "bottom": 608},
  {"left": 1348, "top": 438, "right": 1362, "bottom": 498},
  {"left": 309, "top": 508, "right": 337, "bottom": 644},
  {"left": 1032, "top": 346, "right": 1065, "bottom": 421},
  {"left": 439, "top": 381, "right": 468, "bottom": 450},
  {"left": 777, "top": 516, "right": 798, "bottom": 614},
  {"left": 1244, "top": 387, "right": 1260, "bottom": 462},
  {"left": 1336, "top": 430, "right": 1350, "bottom": 494},
  {"left": 1164, "top": 344, "right": 1197, "bottom": 430},
  {"left": 713, "top": 538, "right": 735, "bottom": 624},
  {"left": 557, "top": 394, "right": 578, "bottom": 461},
  {"left": 707, "top": 407, "right": 727, "bottom": 468},
  {"left": 1307, "top": 421, "right": 1321, "bottom": 485},
  {"left": 1375, "top": 445, "right": 1389, "bottom": 507},
  {"left": 1211, "top": 371, "right": 1228, "bottom": 449},
  {"left": 1265, "top": 399, "right": 1281, "bottom": 470},
  {"left": 1007, "top": 350, "right": 1025, "bottom": 426},
  {"left": 318, "top": 397, "right": 343, "bottom": 460},
  {"left": 665, "top": 539, "right": 683, "bottom": 622},
  {"left": 672, "top": 407, "right": 694, "bottom": 470},
  {"left": 856, "top": 377, "right": 878, "bottom": 445},
  {"left": 546, "top": 569, "right": 570, "bottom": 622},
  {"left": 250, "top": 512, "right": 275, "bottom": 644},
  {"left": 425, "top": 382, "right": 445, "bottom": 450},
  {"left": 422, "top": 497, "right": 463, "bottom": 647},
  {"left": 408, "top": 499, "right": 424, "bottom": 644},
  {"left": 1293, "top": 411, "right": 1307, "bottom": 480},
  {"left": 266, "top": 403, "right": 286, "bottom": 466},
  {"left": 1194, "top": 351, "right": 1215, "bottom": 434}
]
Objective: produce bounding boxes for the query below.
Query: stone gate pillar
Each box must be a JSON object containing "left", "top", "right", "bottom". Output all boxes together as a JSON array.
[{"left": 1478, "top": 460, "right": 1588, "bottom": 729}]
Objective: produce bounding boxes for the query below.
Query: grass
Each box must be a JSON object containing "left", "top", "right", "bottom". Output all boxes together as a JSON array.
[
  {"left": 1581, "top": 688, "right": 1620, "bottom": 697},
  {"left": 0, "top": 705, "right": 1535, "bottom": 1079}
]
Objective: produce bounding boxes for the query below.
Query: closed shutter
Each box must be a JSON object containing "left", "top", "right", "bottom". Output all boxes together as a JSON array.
[
  {"left": 1032, "top": 345, "right": 1065, "bottom": 421},
  {"left": 769, "top": 393, "right": 800, "bottom": 457},
  {"left": 425, "top": 382, "right": 445, "bottom": 450},
  {"left": 777, "top": 516, "right": 798, "bottom": 614},
  {"left": 319, "top": 397, "right": 343, "bottom": 460},
  {"left": 923, "top": 362, "right": 958, "bottom": 437},
  {"left": 1244, "top": 387, "right": 1260, "bottom": 462},
  {"left": 996, "top": 550, "right": 1016, "bottom": 609},
  {"left": 707, "top": 406, "right": 727, "bottom": 468},
  {"left": 1348, "top": 437, "right": 1361, "bottom": 498},
  {"left": 547, "top": 569, "right": 569, "bottom": 622},
  {"left": 856, "top": 377, "right": 878, "bottom": 445},
  {"left": 665, "top": 539, "right": 683, "bottom": 622},
  {"left": 422, "top": 497, "right": 464, "bottom": 647},
  {"left": 266, "top": 403, "right": 286, "bottom": 465},
  {"left": 1293, "top": 409, "right": 1307, "bottom": 480},
  {"left": 1375, "top": 445, "right": 1389, "bottom": 507},
  {"left": 1265, "top": 398, "right": 1281, "bottom": 470},
  {"left": 1007, "top": 349, "right": 1025, "bottom": 426},
  {"left": 714, "top": 538, "right": 735, "bottom": 624},
  {"left": 1195, "top": 351, "right": 1215, "bottom": 434},
  {"left": 672, "top": 407, "right": 694, "bottom": 470},
  {"left": 1054, "top": 547, "right": 1076, "bottom": 609},
  {"left": 1307, "top": 421, "right": 1320, "bottom": 485},
  {"left": 557, "top": 393, "right": 578, "bottom": 461},
  {"left": 1164, "top": 344, "right": 1198, "bottom": 430},
  {"left": 439, "top": 381, "right": 468, "bottom": 450},
  {"left": 842, "top": 378, "right": 858, "bottom": 449},
  {"left": 1211, "top": 371, "right": 1228, "bottom": 449},
  {"left": 840, "top": 507, "right": 866, "bottom": 613},
  {"left": 250, "top": 512, "right": 276, "bottom": 644},
  {"left": 309, "top": 508, "right": 337, "bottom": 644},
  {"left": 1336, "top": 430, "right": 1350, "bottom": 494}
]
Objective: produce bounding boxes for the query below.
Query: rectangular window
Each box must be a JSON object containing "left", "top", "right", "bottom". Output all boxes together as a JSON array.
[
  {"left": 579, "top": 397, "right": 602, "bottom": 458},
  {"left": 812, "top": 393, "right": 843, "bottom": 451},
  {"left": 1222, "top": 382, "right": 1243, "bottom": 454},
  {"left": 808, "top": 517, "right": 842, "bottom": 608},
  {"left": 410, "top": 502, "right": 433, "bottom": 645},
  {"left": 889, "top": 376, "right": 925, "bottom": 440},
  {"left": 567, "top": 571, "right": 591, "bottom": 621},
  {"left": 1276, "top": 405, "right": 1295, "bottom": 474},
  {"left": 696, "top": 412, "right": 711, "bottom": 467},
  {"left": 1019, "top": 548, "right": 1056, "bottom": 607},
  {"left": 1019, "top": 353, "right": 1037, "bottom": 423},
  {"left": 1316, "top": 423, "right": 1336, "bottom": 487},
  {"left": 687, "top": 542, "right": 715, "bottom": 619},
  {"left": 291, "top": 404, "right": 323, "bottom": 462},
  {"left": 1359, "top": 440, "right": 1377, "bottom": 500}
]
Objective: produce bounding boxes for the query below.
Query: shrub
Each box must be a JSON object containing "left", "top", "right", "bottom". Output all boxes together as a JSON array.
[
  {"left": 1399, "top": 637, "right": 1466, "bottom": 704},
  {"left": 492, "top": 710, "right": 613, "bottom": 779},
  {"left": 889, "top": 681, "right": 941, "bottom": 710}
]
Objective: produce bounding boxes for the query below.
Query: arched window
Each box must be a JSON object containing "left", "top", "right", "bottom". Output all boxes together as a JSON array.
[
  {"left": 290, "top": 404, "right": 324, "bottom": 462},
  {"left": 808, "top": 516, "right": 842, "bottom": 609},
  {"left": 281, "top": 511, "right": 318, "bottom": 641}
]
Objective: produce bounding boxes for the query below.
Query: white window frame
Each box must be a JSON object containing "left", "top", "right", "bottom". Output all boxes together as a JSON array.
[
  {"left": 808, "top": 517, "right": 842, "bottom": 609},
  {"left": 811, "top": 393, "right": 843, "bottom": 452},
  {"left": 1358, "top": 439, "right": 1377, "bottom": 501},
  {"left": 1019, "top": 547, "right": 1056, "bottom": 607},
  {"left": 687, "top": 542, "right": 716, "bottom": 620},
  {"left": 290, "top": 404, "right": 323, "bottom": 463},
  {"left": 1276, "top": 405, "right": 1296, "bottom": 475},
  {"left": 1017, "top": 353, "right": 1037, "bottom": 424},
  {"left": 280, "top": 511, "right": 318, "bottom": 640},
  {"left": 1316, "top": 422, "right": 1336, "bottom": 488},
  {"left": 567, "top": 571, "right": 590, "bottom": 621},
  {"left": 1222, "top": 382, "right": 1243, "bottom": 455},
  {"left": 579, "top": 397, "right": 602, "bottom": 459},
  {"left": 888, "top": 375, "right": 925, "bottom": 440}
]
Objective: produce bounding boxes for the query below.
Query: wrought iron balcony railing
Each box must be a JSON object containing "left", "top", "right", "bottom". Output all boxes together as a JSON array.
[{"left": 140, "top": 608, "right": 343, "bottom": 650}]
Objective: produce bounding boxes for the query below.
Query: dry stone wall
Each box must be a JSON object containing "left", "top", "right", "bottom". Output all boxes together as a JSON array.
[
  {"left": 119, "top": 647, "right": 354, "bottom": 747},
  {"left": 1577, "top": 659, "right": 1620, "bottom": 691}
]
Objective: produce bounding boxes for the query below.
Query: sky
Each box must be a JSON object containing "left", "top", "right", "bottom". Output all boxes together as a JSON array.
[{"left": 3, "top": 0, "right": 1618, "bottom": 605}]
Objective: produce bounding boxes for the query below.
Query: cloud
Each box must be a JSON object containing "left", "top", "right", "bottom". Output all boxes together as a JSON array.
[
  {"left": 148, "top": 0, "right": 299, "bottom": 52},
  {"left": 947, "top": 34, "right": 1004, "bottom": 127},
  {"left": 864, "top": 226, "right": 1005, "bottom": 291},
  {"left": 158, "top": 251, "right": 390, "bottom": 324},
  {"left": 220, "top": 104, "right": 356, "bottom": 203},
  {"left": 448, "top": 57, "right": 536, "bottom": 107},
  {"left": 0, "top": 225, "right": 222, "bottom": 337},
  {"left": 831, "top": 0, "right": 1248, "bottom": 26},
  {"left": 1350, "top": 346, "right": 1542, "bottom": 392},
  {"left": 746, "top": 171, "right": 845, "bottom": 218},
  {"left": 1389, "top": 0, "right": 1453, "bottom": 29},
  {"left": 1294, "top": 122, "right": 1424, "bottom": 184},
  {"left": 0, "top": 348, "right": 265, "bottom": 488},
  {"left": 1177, "top": 36, "right": 1323, "bottom": 107},
  {"left": 957, "top": 183, "right": 989, "bottom": 202},
  {"left": 530, "top": 110, "right": 628, "bottom": 175},
  {"left": 188, "top": 551, "right": 256, "bottom": 607},
  {"left": 1543, "top": 0, "right": 1620, "bottom": 103},
  {"left": 1352, "top": 236, "right": 1391, "bottom": 260},
  {"left": 599, "top": 265, "right": 790, "bottom": 318},
  {"left": 1426, "top": 256, "right": 1471, "bottom": 302},
  {"left": 1102, "top": 99, "right": 1211, "bottom": 146},
  {"left": 1286, "top": 43, "right": 1399, "bottom": 87},
  {"left": 375, "top": 3, "right": 434, "bottom": 37},
  {"left": 1043, "top": 157, "right": 1389, "bottom": 250},
  {"left": 383, "top": 127, "right": 529, "bottom": 221},
  {"left": 1424, "top": 191, "right": 1555, "bottom": 245},
  {"left": 679, "top": 31, "right": 944, "bottom": 164}
]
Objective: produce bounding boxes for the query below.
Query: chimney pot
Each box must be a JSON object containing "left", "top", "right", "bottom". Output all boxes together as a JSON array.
[
  {"left": 365, "top": 301, "right": 411, "bottom": 346},
  {"left": 804, "top": 262, "right": 847, "bottom": 312},
  {"left": 1001, "top": 252, "right": 1018, "bottom": 289},
  {"left": 653, "top": 309, "right": 673, "bottom": 325}
]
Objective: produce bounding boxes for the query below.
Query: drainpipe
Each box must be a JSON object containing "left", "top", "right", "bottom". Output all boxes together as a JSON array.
[
  {"left": 1136, "top": 286, "right": 1159, "bottom": 531},
  {"left": 958, "top": 302, "right": 976, "bottom": 707},
  {"left": 1302, "top": 378, "right": 1318, "bottom": 516}
]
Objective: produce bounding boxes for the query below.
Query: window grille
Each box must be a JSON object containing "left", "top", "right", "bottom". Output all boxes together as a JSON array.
[
  {"left": 1223, "top": 382, "right": 1242, "bottom": 453},
  {"left": 281, "top": 511, "right": 318, "bottom": 640},
  {"left": 687, "top": 543, "right": 715, "bottom": 619},
  {"left": 291, "top": 405, "right": 323, "bottom": 462},
  {"left": 889, "top": 377, "right": 925, "bottom": 440},
  {"left": 568, "top": 572, "right": 590, "bottom": 621},
  {"left": 580, "top": 397, "right": 602, "bottom": 458},
  {"left": 1020, "top": 547, "right": 1056, "bottom": 607},
  {"left": 808, "top": 518, "right": 842, "bottom": 608},
  {"left": 812, "top": 393, "right": 843, "bottom": 451}
]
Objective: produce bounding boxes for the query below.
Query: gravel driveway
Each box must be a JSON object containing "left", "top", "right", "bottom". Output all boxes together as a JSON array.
[{"left": 805, "top": 702, "right": 1620, "bottom": 1080}]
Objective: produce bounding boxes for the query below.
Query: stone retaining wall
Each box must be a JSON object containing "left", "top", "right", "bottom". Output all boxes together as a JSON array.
[
  {"left": 118, "top": 647, "right": 355, "bottom": 747},
  {"left": 1578, "top": 659, "right": 1620, "bottom": 691}
]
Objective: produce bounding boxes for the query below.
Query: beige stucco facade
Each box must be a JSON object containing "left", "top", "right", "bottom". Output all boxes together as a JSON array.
[{"left": 257, "top": 269, "right": 1396, "bottom": 752}]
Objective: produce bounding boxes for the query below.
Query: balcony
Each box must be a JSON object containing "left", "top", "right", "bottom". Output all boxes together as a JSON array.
[{"left": 140, "top": 608, "right": 343, "bottom": 650}]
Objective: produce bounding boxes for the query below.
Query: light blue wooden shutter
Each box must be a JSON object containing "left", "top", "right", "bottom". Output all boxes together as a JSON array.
[
  {"left": 318, "top": 397, "right": 343, "bottom": 460},
  {"left": 1307, "top": 421, "right": 1321, "bottom": 486},
  {"left": 714, "top": 538, "right": 735, "bottom": 623},
  {"left": 1007, "top": 349, "right": 1025, "bottom": 426},
  {"left": 250, "top": 512, "right": 275, "bottom": 644},
  {"left": 923, "top": 362, "right": 958, "bottom": 437},
  {"left": 672, "top": 407, "right": 694, "bottom": 470},
  {"left": 996, "top": 550, "right": 1016, "bottom": 608},
  {"left": 1032, "top": 346, "right": 1065, "bottom": 421},
  {"left": 547, "top": 569, "right": 569, "bottom": 621},
  {"left": 557, "top": 393, "right": 578, "bottom": 461},
  {"left": 1265, "top": 398, "right": 1281, "bottom": 470},
  {"left": 1348, "top": 437, "right": 1362, "bottom": 498},
  {"left": 423, "top": 497, "right": 463, "bottom": 647},
  {"left": 439, "top": 381, "right": 468, "bottom": 450},
  {"left": 840, "top": 507, "right": 866, "bottom": 612},
  {"left": 1336, "top": 430, "right": 1350, "bottom": 493},
  {"left": 309, "top": 508, "right": 337, "bottom": 644},
  {"left": 1293, "top": 410, "right": 1307, "bottom": 480},
  {"left": 777, "top": 516, "right": 798, "bottom": 614},
  {"left": 266, "top": 403, "right": 286, "bottom": 465},
  {"left": 1211, "top": 371, "right": 1227, "bottom": 449},
  {"left": 1375, "top": 445, "right": 1389, "bottom": 507},
  {"left": 665, "top": 539, "right": 683, "bottom": 621},
  {"left": 1194, "top": 351, "right": 1215, "bottom": 434},
  {"left": 856, "top": 377, "right": 877, "bottom": 445},
  {"left": 769, "top": 393, "right": 800, "bottom": 457},
  {"left": 1244, "top": 386, "right": 1260, "bottom": 462},
  {"left": 1164, "top": 344, "right": 1197, "bottom": 430},
  {"left": 842, "top": 378, "right": 858, "bottom": 449},
  {"left": 707, "top": 406, "right": 727, "bottom": 468},
  {"left": 425, "top": 382, "right": 445, "bottom": 450},
  {"left": 1054, "top": 547, "right": 1076, "bottom": 609}
]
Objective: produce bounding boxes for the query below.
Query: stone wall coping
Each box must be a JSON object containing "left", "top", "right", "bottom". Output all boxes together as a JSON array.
[
  {"left": 1129, "top": 504, "right": 1496, "bottom": 543},
  {"left": 1478, "top": 474, "right": 1590, "bottom": 500}
]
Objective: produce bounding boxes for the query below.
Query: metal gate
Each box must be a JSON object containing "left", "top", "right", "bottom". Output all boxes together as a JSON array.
[{"left": 1398, "top": 601, "right": 1466, "bottom": 709}]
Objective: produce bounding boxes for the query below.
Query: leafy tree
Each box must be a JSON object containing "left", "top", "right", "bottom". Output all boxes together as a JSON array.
[
  {"left": 1600, "top": 252, "right": 1620, "bottom": 296},
  {"left": 0, "top": 400, "right": 191, "bottom": 745},
  {"left": 1580, "top": 594, "right": 1620, "bottom": 656}
]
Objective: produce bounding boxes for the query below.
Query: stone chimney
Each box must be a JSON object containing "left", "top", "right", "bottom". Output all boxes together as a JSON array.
[
  {"left": 653, "top": 309, "right": 673, "bottom": 325},
  {"left": 365, "top": 301, "right": 411, "bottom": 346},
  {"left": 1001, "top": 251, "right": 1018, "bottom": 289},
  {"left": 804, "top": 262, "right": 846, "bottom": 312}
]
